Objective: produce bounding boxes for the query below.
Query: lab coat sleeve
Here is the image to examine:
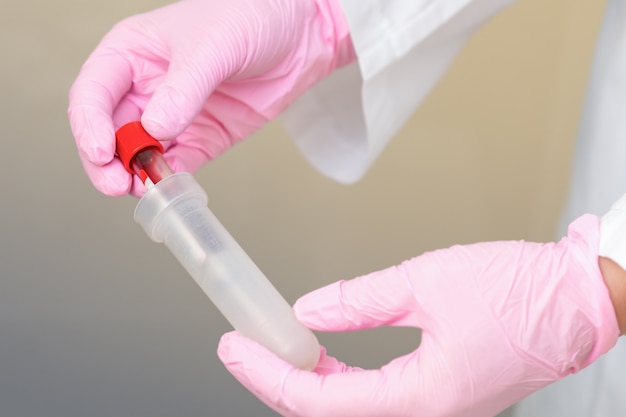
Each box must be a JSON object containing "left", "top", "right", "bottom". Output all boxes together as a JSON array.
[{"left": 280, "top": 0, "right": 517, "bottom": 183}]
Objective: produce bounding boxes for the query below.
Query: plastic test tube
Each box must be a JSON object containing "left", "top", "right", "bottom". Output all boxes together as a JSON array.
[{"left": 115, "top": 122, "right": 320, "bottom": 370}]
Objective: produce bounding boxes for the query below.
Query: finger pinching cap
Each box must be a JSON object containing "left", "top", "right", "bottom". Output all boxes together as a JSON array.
[{"left": 115, "top": 121, "right": 164, "bottom": 174}]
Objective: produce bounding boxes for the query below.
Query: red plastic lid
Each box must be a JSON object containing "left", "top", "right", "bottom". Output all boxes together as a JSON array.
[{"left": 115, "top": 121, "right": 164, "bottom": 174}]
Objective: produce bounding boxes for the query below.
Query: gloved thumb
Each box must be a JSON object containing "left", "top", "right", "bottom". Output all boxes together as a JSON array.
[
  {"left": 294, "top": 263, "right": 419, "bottom": 332},
  {"left": 141, "top": 51, "right": 229, "bottom": 141}
]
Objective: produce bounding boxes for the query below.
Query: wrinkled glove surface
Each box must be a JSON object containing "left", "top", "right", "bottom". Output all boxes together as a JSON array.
[
  {"left": 218, "top": 214, "right": 618, "bottom": 417},
  {"left": 68, "top": 0, "right": 353, "bottom": 196}
]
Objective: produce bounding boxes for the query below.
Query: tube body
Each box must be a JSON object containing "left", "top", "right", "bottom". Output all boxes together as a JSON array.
[{"left": 134, "top": 173, "right": 320, "bottom": 370}]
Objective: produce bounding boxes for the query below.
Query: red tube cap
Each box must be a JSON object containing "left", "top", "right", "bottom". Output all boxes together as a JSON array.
[{"left": 115, "top": 121, "right": 164, "bottom": 174}]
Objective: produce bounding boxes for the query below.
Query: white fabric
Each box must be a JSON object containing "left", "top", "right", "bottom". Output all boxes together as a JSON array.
[
  {"left": 281, "top": 0, "right": 515, "bottom": 184},
  {"left": 514, "top": 0, "right": 626, "bottom": 416}
]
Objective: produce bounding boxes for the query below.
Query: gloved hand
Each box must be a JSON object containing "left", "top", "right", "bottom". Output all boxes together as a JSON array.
[
  {"left": 217, "top": 214, "right": 620, "bottom": 417},
  {"left": 68, "top": 0, "right": 355, "bottom": 196}
]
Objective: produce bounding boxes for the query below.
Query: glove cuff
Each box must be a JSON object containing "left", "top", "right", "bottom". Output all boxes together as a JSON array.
[{"left": 315, "top": 0, "right": 357, "bottom": 69}]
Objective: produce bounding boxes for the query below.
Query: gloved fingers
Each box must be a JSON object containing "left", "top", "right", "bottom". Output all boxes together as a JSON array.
[
  {"left": 218, "top": 331, "right": 416, "bottom": 417},
  {"left": 160, "top": 143, "right": 209, "bottom": 176},
  {"left": 294, "top": 264, "right": 418, "bottom": 333},
  {"left": 68, "top": 52, "right": 133, "bottom": 166},
  {"left": 128, "top": 175, "right": 149, "bottom": 198},
  {"left": 157, "top": 113, "right": 231, "bottom": 174},
  {"left": 141, "top": 45, "right": 235, "bottom": 141},
  {"left": 75, "top": 91, "right": 149, "bottom": 196},
  {"left": 111, "top": 91, "right": 147, "bottom": 129},
  {"left": 80, "top": 157, "right": 132, "bottom": 197}
]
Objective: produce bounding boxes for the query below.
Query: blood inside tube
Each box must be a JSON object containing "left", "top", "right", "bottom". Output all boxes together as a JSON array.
[{"left": 133, "top": 148, "right": 174, "bottom": 184}]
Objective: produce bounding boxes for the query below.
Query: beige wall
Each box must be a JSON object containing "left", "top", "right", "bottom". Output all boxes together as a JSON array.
[{"left": 0, "top": 1, "right": 605, "bottom": 416}]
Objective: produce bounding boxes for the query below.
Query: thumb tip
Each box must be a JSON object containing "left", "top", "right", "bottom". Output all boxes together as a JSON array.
[
  {"left": 142, "top": 84, "right": 199, "bottom": 140},
  {"left": 293, "top": 281, "right": 342, "bottom": 319},
  {"left": 140, "top": 113, "right": 177, "bottom": 140}
]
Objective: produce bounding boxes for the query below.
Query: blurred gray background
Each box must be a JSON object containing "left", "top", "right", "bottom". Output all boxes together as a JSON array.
[{"left": 0, "top": 1, "right": 604, "bottom": 416}]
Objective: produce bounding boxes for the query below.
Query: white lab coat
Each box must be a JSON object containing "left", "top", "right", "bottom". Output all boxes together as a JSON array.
[
  {"left": 282, "top": 0, "right": 624, "bottom": 416},
  {"left": 282, "top": 0, "right": 516, "bottom": 183}
]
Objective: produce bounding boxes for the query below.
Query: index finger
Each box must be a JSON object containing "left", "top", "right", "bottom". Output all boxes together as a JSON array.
[
  {"left": 294, "top": 263, "right": 419, "bottom": 333},
  {"left": 68, "top": 50, "right": 133, "bottom": 165}
]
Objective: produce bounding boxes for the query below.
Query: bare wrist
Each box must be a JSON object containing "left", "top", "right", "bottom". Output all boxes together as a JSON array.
[{"left": 599, "top": 256, "right": 626, "bottom": 335}]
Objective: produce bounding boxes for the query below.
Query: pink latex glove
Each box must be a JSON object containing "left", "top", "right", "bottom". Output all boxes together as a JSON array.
[
  {"left": 68, "top": 0, "right": 354, "bottom": 196},
  {"left": 217, "top": 214, "right": 619, "bottom": 417}
]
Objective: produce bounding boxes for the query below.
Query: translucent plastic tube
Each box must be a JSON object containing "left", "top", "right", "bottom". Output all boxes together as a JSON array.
[
  {"left": 116, "top": 122, "right": 320, "bottom": 370},
  {"left": 134, "top": 173, "right": 320, "bottom": 369}
]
